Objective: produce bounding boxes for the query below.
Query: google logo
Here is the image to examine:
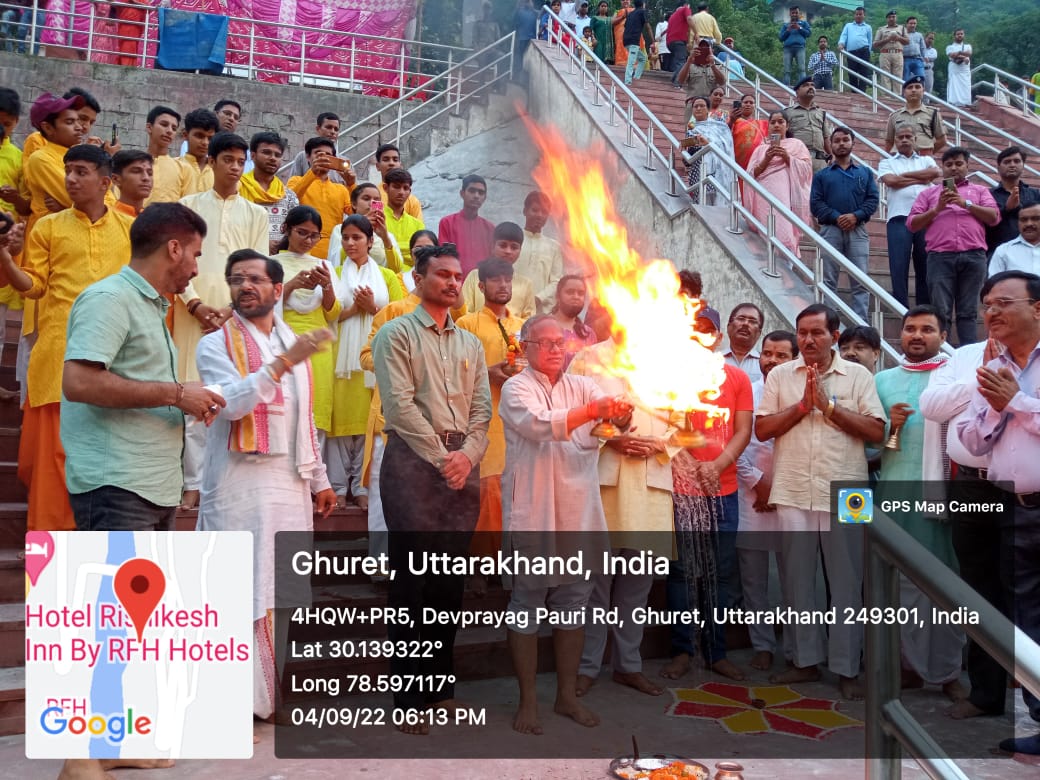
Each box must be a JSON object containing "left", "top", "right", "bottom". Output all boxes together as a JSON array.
[{"left": 40, "top": 707, "right": 152, "bottom": 744}]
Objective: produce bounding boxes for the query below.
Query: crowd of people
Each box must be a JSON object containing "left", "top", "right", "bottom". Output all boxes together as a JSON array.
[{"left": 0, "top": 16, "right": 1037, "bottom": 774}]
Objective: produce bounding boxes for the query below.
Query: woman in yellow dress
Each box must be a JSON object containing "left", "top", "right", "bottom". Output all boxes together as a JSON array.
[
  {"left": 328, "top": 215, "right": 405, "bottom": 508},
  {"left": 276, "top": 206, "right": 341, "bottom": 445}
]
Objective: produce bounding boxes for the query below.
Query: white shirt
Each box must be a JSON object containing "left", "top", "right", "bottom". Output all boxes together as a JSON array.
[
  {"left": 655, "top": 21, "right": 670, "bottom": 54},
  {"left": 918, "top": 341, "right": 990, "bottom": 469},
  {"left": 736, "top": 378, "right": 779, "bottom": 543},
  {"left": 988, "top": 235, "right": 1040, "bottom": 276},
  {"left": 559, "top": 1, "right": 578, "bottom": 25},
  {"left": 923, "top": 46, "right": 937, "bottom": 69},
  {"left": 877, "top": 152, "right": 939, "bottom": 219}
]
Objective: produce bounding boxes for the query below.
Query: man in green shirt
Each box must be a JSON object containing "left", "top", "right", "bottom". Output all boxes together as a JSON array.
[{"left": 60, "top": 202, "right": 225, "bottom": 530}]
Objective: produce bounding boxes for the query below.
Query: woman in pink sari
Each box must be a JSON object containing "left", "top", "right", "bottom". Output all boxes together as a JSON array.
[{"left": 743, "top": 111, "right": 813, "bottom": 257}]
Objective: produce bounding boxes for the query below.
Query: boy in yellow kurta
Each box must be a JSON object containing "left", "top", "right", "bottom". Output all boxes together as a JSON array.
[
  {"left": 287, "top": 137, "right": 355, "bottom": 260},
  {"left": 142, "top": 105, "right": 184, "bottom": 205},
  {"left": 174, "top": 108, "right": 218, "bottom": 197}
]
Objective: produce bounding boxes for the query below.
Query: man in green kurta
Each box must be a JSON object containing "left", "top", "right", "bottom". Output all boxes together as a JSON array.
[{"left": 874, "top": 304, "right": 966, "bottom": 700}]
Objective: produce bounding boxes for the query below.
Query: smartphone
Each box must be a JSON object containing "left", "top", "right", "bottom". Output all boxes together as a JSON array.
[
  {"left": 110, "top": 123, "right": 118, "bottom": 146},
  {"left": 732, "top": 100, "right": 743, "bottom": 111},
  {"left": 769, "top": 134, "right": 781, "bottom": 145},
  {"left": 943, "top": 177, "right": 956, "bottom": 192},
  {"left": 326, "top": 157, "right": 350, "bottom": 173},
  {"left": 370, "top": 199, "right": 383, "bottom": 212},
  {"left": 0, "top": 211, "right": 12, "bottom": 235}
]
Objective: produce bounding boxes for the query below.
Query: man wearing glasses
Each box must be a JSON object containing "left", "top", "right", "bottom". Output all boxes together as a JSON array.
[
  {"left": 372, "top": 244, "right": 491, "bottom": 734},
  {"left": 724, "top": 302, "right": 765, "bottom": 382},
  {"left": 499, "top": 314, "right": 633, "bottom": 734},
  {"left": 958, "top": 270, "right": 1040, "bottom": 756},
  {"left": 908, "top": 147, "right": 1000, "bottom": 344}
]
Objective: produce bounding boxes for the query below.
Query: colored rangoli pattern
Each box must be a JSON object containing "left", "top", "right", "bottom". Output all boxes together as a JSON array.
[{"left": 665, "top": 682, "right": 862, "bottom": 740}]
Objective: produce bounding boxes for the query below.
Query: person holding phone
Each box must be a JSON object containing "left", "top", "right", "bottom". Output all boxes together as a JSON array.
[
  {"left": 778, "top": 5, "right": 811, "bottom": 86},
  {"left": 678, "top": 39, "right": 727, "bottom": 125},
  {"left": 326, "top": 182, "right": 402, "bottom": 273},
  {"left": 907, "top": 147, "right": 1000, "bottom": 344},
  {"left": 683, "top": 95, "right": 734, "bottom": 205},
  {"left": 287, "top": 136, "right": 355, "bottom": 259}
]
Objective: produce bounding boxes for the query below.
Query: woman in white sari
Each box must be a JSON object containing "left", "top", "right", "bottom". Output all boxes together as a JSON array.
[
  {"left": 325, "top": 182, "right": 403, "bottom": 273},
  {"left": 683, "top": 95, "right": 736, "bottom": 206},
  {"left": 328, "top": 215, "right": 405, "bottom": 508}
]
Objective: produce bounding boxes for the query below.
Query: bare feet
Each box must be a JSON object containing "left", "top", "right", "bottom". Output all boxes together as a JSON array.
[
  {"left": 395, "top": 709, "right": 430, "bottom": 735},
  {"left": 253, "top": 732, "right": 261, "bottom": 744},
  {"left": 770, "top": 664, "right": 821, "bottom": 685},
  {"left": 0, "top": 386, "right": 18, "bottom": 402},
  {"left": 335, "top": 494, "right": 348, "bottom": 509},
  {"left": 749, "top": 650, "right": 774, "bottom": 671},
  {"left": 711, "top": 658, "right": 745, "bottom": 681},
  {"left": 613, "top": 670, "right": 664, "bottom": 696},
  {"left": 947, "top": 698, "right": 988, "bottom": 719},
  {"left": 468, "top": 573, "right": 488, "bottom": 598},
  {"left": 355, "top": 494, "right": 369, "bottom": 511},
  {"left": 513, "top": 700, "right": 543, "bottom": 734},
  {"left": 431, "top": 698, "right": 464, "bottom": 714},
  {"left": 942, "top": 679, "right": 968, "bottom": 702},
  {"left": 99, "top": 759, "right": 175, "bottom": 769},
  {"left": 901, "top": 669, "right": 924, "bottom": 689},
  {"left": 179, "top": 489, "right": 199, "bottom": 510},
  {"left": 57, "top": 761, "right": 115, "bottom": 780},
  {"left": 554, "top": 696, "right": 600, "bottom": 727},
  {"left": 839, "top": 675, "right": 864, "bottom": 701},
  {"left": 575, "top": 673, "right": 596, "bottom": 697},
  {"left": 660, "top": 653, "right": 691, "bottom": 680}
]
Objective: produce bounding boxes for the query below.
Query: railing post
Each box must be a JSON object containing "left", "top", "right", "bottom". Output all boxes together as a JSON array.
[
  {"left": 726, "top": 178, "right": 742, "bottom": 234},
  {"left": 624, "top": 104, "right": 634, "bottom": 147},
  {"left": 667, "top": 148, "right": 679, "bottom": 198},
  {"left": 349, "top": 38, "right": 356, "bottom": 92},
  {"left": 140, "top": 10, "right": 150, "bottom": 67},
  {"left": 644, "top": 124, "right": 656, "bottom": 171},
  {"left": 445, "top": 50, "right": 454, "bottom": 108},
  {"left": 763, "top": 210, "right": 779, "bottom": 278},
  {"left": 398, "top": 43, "right": 406, "bottom": 139},
  {"left": 300, "top": 33, "right": 307, "bottom": 84},
  {"left": 508, "top": 31, "right": 515, "bottom": 81},
  {"left": 87, "top": 4, "right": 95, "bottom": 62},
  {"left": 814, "top": 246, "right": 824, "bottom": 301},
  {"left": 608, "top": 83, "right": 617, "bottom": 126},
  {"left": 871, "top": 70, "right": 878, "bottom": 112},
  {"left": 592, "top": 65, "right": 602, "bottom": 106},
  {"left": 247, "top": 23, "right": 255, "bottom": 81},
  {"left": 29, "top": 0, "right": 39, "bottom": 56},
  {"left": 954, "top": 114, "right": 962, "bottom": 146},
  {"left": 865, "top": 538, "right": 902, "bottom": 780}
]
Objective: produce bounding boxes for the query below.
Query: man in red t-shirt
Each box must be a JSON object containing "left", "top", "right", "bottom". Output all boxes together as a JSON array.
[
  {"left": 666, "top": 1, "right": 695, "bottom": 88},
  {"left": 661, "top": 307, "right": 753, "bottom": 683},
  {"left": 437, "top": 174, "right": 495, "bottom": 277}
]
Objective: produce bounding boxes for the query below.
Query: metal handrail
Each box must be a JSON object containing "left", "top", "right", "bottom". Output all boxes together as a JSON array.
[
  {"left": 838, "top": 49, "right": 1040, "bottom": 179},
  {"left": 277, "top": 32, "right": 516, "bottom": 177},
  {"left": 865, "top": 509, "right": 1040, "bottom": 779},
  {"left": 537, "top": 7, "right": 909, "bottom": 353},
  {"left": 971, "top": 63, "right": 1040, "bottom": 118},
  {"left": 3, "top": 0, "right": 469, "bottom": 89}
]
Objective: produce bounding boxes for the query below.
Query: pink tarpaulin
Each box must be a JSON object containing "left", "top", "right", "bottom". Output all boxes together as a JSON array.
[{"left": 42, "top": 0, "right": 419, "bottom": 93}]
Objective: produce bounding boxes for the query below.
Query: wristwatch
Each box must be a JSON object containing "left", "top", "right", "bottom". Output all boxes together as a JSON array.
[{"left": 964, "top": 199, "right": 973, "bottom": 208}]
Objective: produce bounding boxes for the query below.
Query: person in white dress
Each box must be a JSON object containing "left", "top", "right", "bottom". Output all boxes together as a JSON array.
[{"left": 945, "top": 29, "right": 972, "bottom": 106}]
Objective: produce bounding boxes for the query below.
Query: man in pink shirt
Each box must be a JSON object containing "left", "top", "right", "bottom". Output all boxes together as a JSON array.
[
  {"left": 437, "top": 174, "right": 495, "bottom": 277},
  {"left": 908, "top": 146, "right": 1000, "bottom": 344}
]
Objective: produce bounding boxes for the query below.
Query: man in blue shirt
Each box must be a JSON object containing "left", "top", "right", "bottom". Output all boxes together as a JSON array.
[
  {"left": 838, "top": 6, "right": 872, "bottom": 92},
  {"left": 810, "top": 127, "right": 879, "bottom": 320},
  {"left": 778, "top": 5, "right": 811, "bottom": 86}
]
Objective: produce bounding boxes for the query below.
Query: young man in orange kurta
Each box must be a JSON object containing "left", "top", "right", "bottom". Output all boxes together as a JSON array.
[{"left": 287, "top": 137, "right": 354, "bottom": 259}]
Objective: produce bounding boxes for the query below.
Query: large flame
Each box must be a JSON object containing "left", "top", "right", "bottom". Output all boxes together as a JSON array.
[{"left": 525, "top": 119, "right": 727, "bottom": 420}]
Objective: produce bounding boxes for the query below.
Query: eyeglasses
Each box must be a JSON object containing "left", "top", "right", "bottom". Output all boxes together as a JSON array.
[
  {"left": 226, "top": 274, "right": 273, "bottom": 287},
  {"left": 524, "top": 338, "right": 566, "bottom": 351},
  {"left": 218, "top": 109, "right": 240, "bottom": 120},
  {"left": 981, "top": 297, "right": 1037, "bottom": 313},
  {"left": 292, "top": 227, "right": 322, "bottom": 242},
  {"left": 730, "top": 316, "right": 761, "bottom": 326}
]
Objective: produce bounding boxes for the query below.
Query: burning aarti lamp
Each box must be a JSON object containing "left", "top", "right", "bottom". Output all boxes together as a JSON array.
[{"left": 590, "top": 420, "right": 623, "bottom": 440}]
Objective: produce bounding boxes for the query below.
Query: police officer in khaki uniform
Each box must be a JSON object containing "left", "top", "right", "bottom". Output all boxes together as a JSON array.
[
  {"left": 783, "top": 77, "right": 831, "bottom": 172},
  {"left": 884, "top": 75, "right": 946, "bottom": 156}
]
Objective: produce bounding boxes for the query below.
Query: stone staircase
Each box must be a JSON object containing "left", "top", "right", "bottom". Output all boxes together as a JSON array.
[{"left": 611, "top": 65, "right": 1024, "bottom": 343}]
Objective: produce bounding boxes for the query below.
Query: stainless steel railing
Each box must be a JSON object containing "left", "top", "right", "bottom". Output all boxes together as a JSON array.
[
  {"left": 865, "top": 510, "right": 1040, "bottom": 779},
  {"left": 536, "top": 7, "right": 909, "bottom": 359},
  {"left": 971, "top": 63, "right": 1040, "bottom": 118}
]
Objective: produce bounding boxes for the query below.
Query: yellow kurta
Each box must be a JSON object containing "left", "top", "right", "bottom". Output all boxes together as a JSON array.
[
  {"left": 455, "top": 306, "right": 526, "bottom": 478},
  {"left": 175, "top": 154, "right": 214, "bottom": 197},
  {"left": 459, "top": 267, "right": 536, "bottom": 319},
  {"left": 146, "top": 154, "right": 187, "bottom": 204},
  {"left": 515, "top": 229, "right": 565, "bottom": 313},
  {"left": 276, "top": 250, "right": 342, "bottom": 432},
  {"left": 177, "top": 190, "right": 269, "bottom": 381},
  {"left": 330, "top": 264, "right": 404, "bottom": 437},
  {"left": 0, "top": 137, "right": 23, "bottom": 311},
  {"left": 378, "top": 182, "right": 423, "bottom": 221},
  {"left": 287, "top": 171, "right": 352, "bottom": 259},
  {"left": 383, "top": 209, "right": 425, "bottom": 268},
  {"left": 20, "top": 131, "right": 44, "bottom": 180},
  {"left": 21, "top": 207, "right": 133, "bottom": 407}
]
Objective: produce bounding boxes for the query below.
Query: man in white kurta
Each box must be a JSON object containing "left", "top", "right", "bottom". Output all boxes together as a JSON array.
[
  {"left": 178, "top": 132, "right": 269, "bottom": 508},
  {"left": 945, "top": 30, "right": 972, "bottom": 106},
  {"left": 514, "top": 191, "right": 565, "bottom": 314},
  {"left": 499, "top": 315, "right": 633, "bottom": 735},
  {"left": 196, "top": 251, "right": 336, "bottom": 720},
  {"left": 569, "top": 335, "right": 675, "bottom": 698}
]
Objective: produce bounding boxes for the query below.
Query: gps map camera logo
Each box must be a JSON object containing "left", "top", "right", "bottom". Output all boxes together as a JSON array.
[{"left": 838, "top": 488, "right": 873, "bottom": 524}]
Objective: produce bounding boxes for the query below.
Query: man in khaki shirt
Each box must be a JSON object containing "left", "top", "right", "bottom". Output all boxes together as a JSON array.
[
  {"left": 884, "top": 75, "right": 946, "bottom": 156},
  {"left": 372, "top": 244, "right": 491, "bottom": 732},
  {"left": 755, "top": 303, "right": 885, "bottom": 701}
]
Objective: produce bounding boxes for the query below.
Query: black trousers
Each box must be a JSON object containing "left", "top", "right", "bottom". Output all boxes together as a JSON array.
[
  {"left": 847, "top": 47, "right": 871, "bottom": 91},
  {"left": 380, "top": 433, "right": 479, "bottom": 711}
]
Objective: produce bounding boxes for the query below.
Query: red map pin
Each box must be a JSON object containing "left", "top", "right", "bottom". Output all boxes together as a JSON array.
[{"left": 113, "top": 559, "right": 166, "bottom": 642}]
